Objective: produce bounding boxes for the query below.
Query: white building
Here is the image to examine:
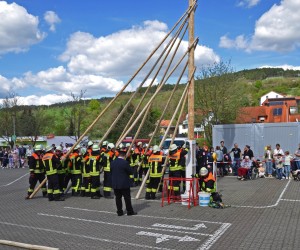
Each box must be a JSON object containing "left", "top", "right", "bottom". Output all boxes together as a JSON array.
[{"left": 260, "top": 91, "right": 284, "bottom": 106}]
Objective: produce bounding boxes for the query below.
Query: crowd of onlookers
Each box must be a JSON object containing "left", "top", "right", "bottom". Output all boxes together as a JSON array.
[
  {"left": 196, "top": 141, "right": 300, "bottom": 181},
  {"left": 0, "top": 145, "right": 32, "bottom": 169}
]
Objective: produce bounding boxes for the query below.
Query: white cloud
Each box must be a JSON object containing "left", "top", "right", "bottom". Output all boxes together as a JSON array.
[
  {"left": 60, "top": 20, "right": 219, "bottom": 78},
  {"left": 0, "top": 19, "right": 219, "bottom": 105},
  {"left": 0, "top": 1, "right": 45, "bottom": 55},
  {"left": 238, "top": 0, "right": 261, "bottom": 8},
  {"left": 220, "top": 0, "right": 300, "bottom": 52},
  {"left": 44, "top": 11, "right": 61, "bottom": 32},
  {"left": 260, "top": 64, "right": 300, "bottom": 71}
]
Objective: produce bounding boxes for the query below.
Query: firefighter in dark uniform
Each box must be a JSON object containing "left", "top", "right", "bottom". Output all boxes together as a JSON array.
[
  {"left": 25, "top": 145, "right": 47, "bottom": 199},
  {"left": 168, "top": 143, "right": 188, "bottom": 198},
  {"left": 42, "top": 145, "right": 64, "bottom": 201},
  {"left": 199, "top": 167, "right": 216, "bottom": 193},
  {"left": 81, "top": 147, "right": 91, "bottom": 197},
  {"left": 101, "top": 143, "right": 116, "bottom": 198},
  {"left": 89, "top": 144, "right": 102, "bottom": 199},
  {"left": 145, "top": 145, "right": 163, "bottom": 200},
  {"left": 55, "top": 146, "right": 66, "bottom": 196},
  {"left": 125, "top": 143, "right": 135, "bottom": 185},
  {"left": 69, "top": 145, "right": 82, "bottom": 196},
  {"left": 132, "top": 141, "right": 143, "bottom": 185},
  {"left": 141, "top": 144, "right": 151, "bottom": 185},
  {"left": 178, "top": 143, "right": 189, "bottom": 193}
]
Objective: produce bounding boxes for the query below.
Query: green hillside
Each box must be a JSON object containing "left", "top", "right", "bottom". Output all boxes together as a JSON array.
[{"left": 1, "top": 67, "right": 300, "bottom": 145}]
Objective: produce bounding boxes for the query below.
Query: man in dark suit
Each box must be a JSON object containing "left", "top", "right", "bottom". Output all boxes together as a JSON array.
[{"left": 111, "top": 148, "right": 137, "bottom": 216}]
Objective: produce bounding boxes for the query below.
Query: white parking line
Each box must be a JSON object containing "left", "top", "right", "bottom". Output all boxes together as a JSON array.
[
  {"left": 0, "top": 173, "right": 28, "bottom": 187},
  {"left": 231, "top": 179, "right": 291, "bottom": 208},
  {"left": 62, "top": 206, "right": 231, "bottom": 250},
  {"left": 38, "top": 213, "right": 213, "bottom": 236},
  {"left": 0, "top": 221, "right": 173, "bottom": 250},
  {"left": 64, "top": 206, "right": 227, "bottom": 224}
]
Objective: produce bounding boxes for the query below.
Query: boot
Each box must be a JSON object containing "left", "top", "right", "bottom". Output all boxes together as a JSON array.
[
  {"left": 80, "top": 191, "right": 85, "bottom": 197},
  {"left": 55, "top": 196, "right": 65, "bottom": 201},
  {"left": 150, "top": 193, "right": 156, "bottom": 200},
  {"left": 145, "top": 193, "right": 151, "bottom": 200}
]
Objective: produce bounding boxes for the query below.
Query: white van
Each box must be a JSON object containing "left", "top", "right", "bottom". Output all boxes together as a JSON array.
[{"left": 161, "top": 137, "right": 190, "bottom": 156}]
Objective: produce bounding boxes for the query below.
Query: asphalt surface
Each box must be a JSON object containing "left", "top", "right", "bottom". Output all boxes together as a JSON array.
[{"left": 0, "top": 167, "right": 300, "bottom": 250}]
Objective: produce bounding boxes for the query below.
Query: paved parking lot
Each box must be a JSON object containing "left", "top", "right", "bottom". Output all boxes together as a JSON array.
[{"left": 0, "top": 168, "right": 300, "bottom": 249}]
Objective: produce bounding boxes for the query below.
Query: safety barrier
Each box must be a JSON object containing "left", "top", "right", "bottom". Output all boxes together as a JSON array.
[{"left": 161, "top": 177, "right": 199, "bottom": 209}]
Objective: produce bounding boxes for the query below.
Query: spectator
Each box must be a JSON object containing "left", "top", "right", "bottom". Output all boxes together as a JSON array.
[
  {"left": 215, "top": 146, "right": 224, "bottom": 177},
  {"left": 2, "top": 148, "right": 9, "bottom": 168},
  {"left": 264, "top": 145, "right": 273, "bottom": 178},
  {"left": 220, "top": 140, "right": 228, "bottom": 155},
  {"left": 229, "top": 143, "right": 242, "bottom": 176},
  {"left": 273, "top": 143, "right": 284, "bottom": 157},
  {"left": 283, "top": 151, "right": 293, "bottom": 179},
  {"left": 0, "top": 147, "right": 3, "bottom": 167},
  {"left": 294, "top": 143, "right": 300, "bottom": 170},
  {"left": 8, "top": 150, "right": 14, "bottom": 168},
  {"left": 238, "top": 156, "right": 252, "bottom": 180},
  {"left": 25, "top": 145, "right": 33, "bottom": 168},
  {"left": 243, "top": 145, "right": 254, "bottom": 160},
  {"left": 274, "top": 153, "right": 284, "bottom": 180}
]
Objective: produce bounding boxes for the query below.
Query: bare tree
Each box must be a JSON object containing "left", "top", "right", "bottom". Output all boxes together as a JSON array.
[
  {"left": 0, "top": 92, "right": 20, "bottom": 147},
  {"left": 64, "top": 90, "right": 87, "bottom": 140}
]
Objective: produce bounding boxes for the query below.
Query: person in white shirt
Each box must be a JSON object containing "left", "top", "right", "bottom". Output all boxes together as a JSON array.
[{"left": 283, "top": 151, "right": 293, "bottom": 179}]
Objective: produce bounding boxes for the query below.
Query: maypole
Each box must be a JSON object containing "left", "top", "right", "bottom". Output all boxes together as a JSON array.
[
  {"left": 188, "top": 0, "right": 195, "bottom": 140},
  {"left": 185, "top": 0, "right": 197, "bottom": 194}
]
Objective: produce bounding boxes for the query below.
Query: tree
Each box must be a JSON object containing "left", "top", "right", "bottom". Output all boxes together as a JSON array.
[
  {"left": 0, "top": 92, "right": 20, "bottom": 147},
  {"left": 63, "top": 90, "right": 87, "bottom": 140},
  {"left": 195, "top": 61, "right": 247, "bottom": 145}
]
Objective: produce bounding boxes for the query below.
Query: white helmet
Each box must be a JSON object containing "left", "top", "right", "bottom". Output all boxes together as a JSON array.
[
  {"left": 34, "top": 145, "right": 43, "bottom": 151},
  {"left": 126, "top": 143, "right": 130, "bottom": 147},
  {"left": 45, "top": 145, "right": 53, "bottom": 152},
  {"left": 107, "top": 143, "right": 115, "bottom": 150},
  {"left": 169, "top": 144, "right": 177, "bottom": 151},
  {"left": 92, "top": 144, "right": 100, "bottom": 151},
  {"left": 74, "top": 145, "right": 81, "bottom": 150},
  {"left": 200, "top": 167, "right": 208, "bottom": 176},
  {"left": 56, "top": 146, "right": 62, "bottom": 151},
  {"left": 137, "top": 141, "right": 142, "bottom": 146},
  {"left": 102, "top": 141, "right": 108, "bottom": 146},
  {"left": 88, "top": 141, "right": 94, "bottom": 147},
  {"left": 118, "top": 143, "right": 124, "bottom": 149},
  {"left": 153, "top": 145, "right": 160, "bottom": 153}
]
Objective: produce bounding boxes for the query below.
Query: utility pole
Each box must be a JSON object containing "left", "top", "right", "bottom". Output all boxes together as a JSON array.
[{"left": 188, "top": 0, "right": 195, "bottom": 140}]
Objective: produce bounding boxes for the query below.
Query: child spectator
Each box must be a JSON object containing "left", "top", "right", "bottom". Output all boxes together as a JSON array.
[
  {"left": 8, "top": 150, "right": 14, "bottom": 168},
  {"left": 258, "top": 163, "right": 266, "bottom": 178},
  {"left": 275, "top": 153, "right": 284, "bottom": 180},
  {"left": 283, "top": 151, "right": 293, "bottom": 179}
]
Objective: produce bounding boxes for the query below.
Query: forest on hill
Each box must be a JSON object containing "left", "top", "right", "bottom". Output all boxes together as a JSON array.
[{"left": 1, "top": 66, "right": 300, "bottom": 146}]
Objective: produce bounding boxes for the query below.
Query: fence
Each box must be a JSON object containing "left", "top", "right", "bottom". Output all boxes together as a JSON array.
[{"left": 213, "top": 123, "right": 300, "bottom": 159}]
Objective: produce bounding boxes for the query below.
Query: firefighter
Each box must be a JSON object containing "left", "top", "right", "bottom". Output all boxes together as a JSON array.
[
  {"left": 199, "top": 167, "right": 216, "bottom": 193},
  {"left": 81, "top": 147, "right": 91, "bottom": 197},
  {"left": 89, "top": 144, "right": 102, "bottom": 199},
  {"left": 42, "top": 145, "right": 64, "bottom": 201},
  {"left": 125, "top": 143, "right": 135, "bottom": 185},
  {"left": 145, "top": 145, "right": 163, "bottom": 200},
  {"left": 132, "top": 141, "right": 143, "bottom": 186},
  {"left": 69, "top": 145, "right": 82, "bottom": 196},
  {"left": 55, "top": 146, "right": 65, "bottom": 195},
  {"left": 141, "top": 144, "right": 151, "bottom": 182},
  {"left": 168, "top": 143, "right": 188, "bottom": 198},
  {"left": 100, "top": 143, "right": 116, "bottom": 198},
  {"left": 178, "top": 143, "right": 189, "bottom": 193},
  {"left": 25, "top": 145, "right": 47, "bottom": 199}
]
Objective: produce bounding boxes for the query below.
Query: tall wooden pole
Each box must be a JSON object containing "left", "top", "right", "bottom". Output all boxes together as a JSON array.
[{"left": 188, "top": 0, "right": 195, "bottom": 140}]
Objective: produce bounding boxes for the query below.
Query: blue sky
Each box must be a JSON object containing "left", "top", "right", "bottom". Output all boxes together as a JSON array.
[{"left": 0, "top": 0, "right": 299, "bottom": 105}]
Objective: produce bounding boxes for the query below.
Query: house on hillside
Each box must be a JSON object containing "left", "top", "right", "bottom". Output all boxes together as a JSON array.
[
  {"left": 260, "top": 91, "right": 284, "bottom": 105},
  {"left": 237, "top": 96, "right": 300, "bottom": 123}
]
